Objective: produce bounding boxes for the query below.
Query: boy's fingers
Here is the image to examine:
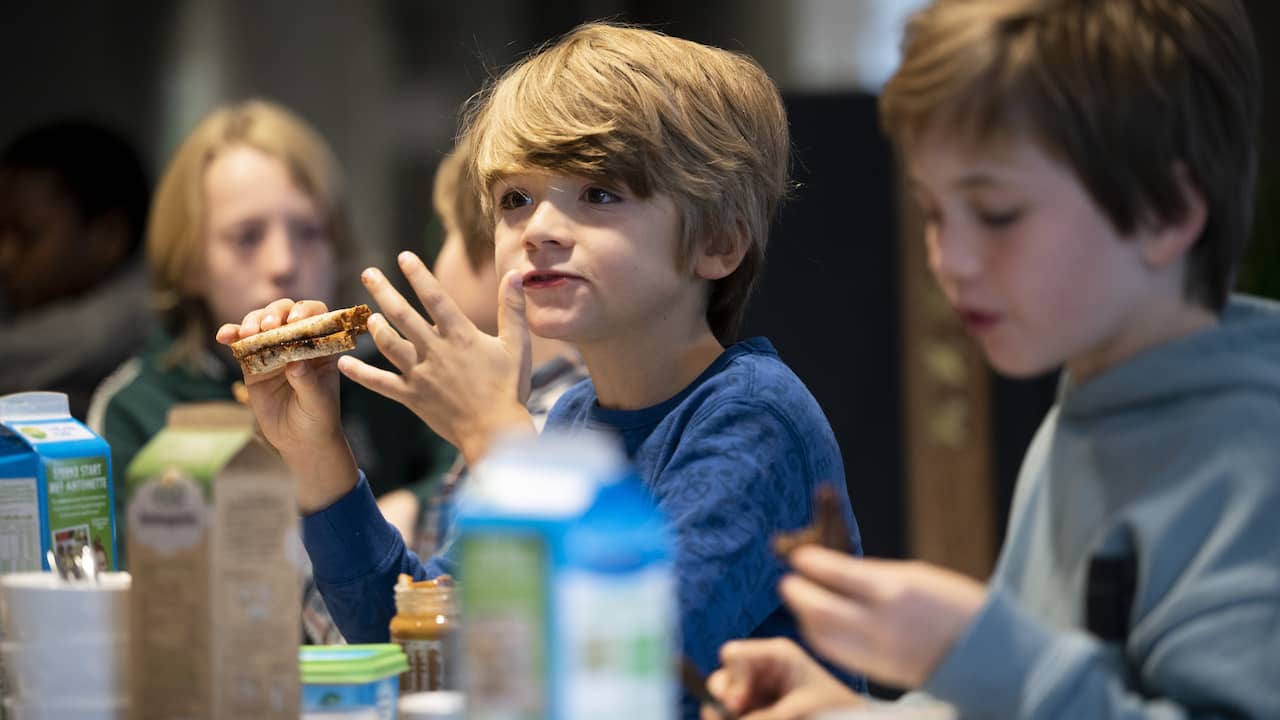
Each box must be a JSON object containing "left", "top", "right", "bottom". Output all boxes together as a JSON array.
[
  {"left": 779, "top": 574, "right": 876, "bottom": 644},
  {"left": 215, "top": 323, "right": 241, "bottom": 345},
  {"left": 740, "top": 692, "right": 829, "bottom": 720},
  {"left": 707, "top": 663, "right": 753, "bottom": 711},
  {"left": 789, "top": 547, "right": 882, "bottom": 603},
  {"left": 715, "top": 638, "right": 793, "bottom": 712},
  {"left": 337, "top": 355, "right": 408, "bottom": 405},
  {"left": 239, "top": 309, "right": 266, "bottom": 336},
  {"left": 722, "top": 637, "right": 799, "bottom": 665},
  {"left": 779, "top": 575, "right": 880, "bottom": 677},
  {"left": 497, "top": 270, "right": 533, "bottom": 400},
  {"left": 285, "top": 299, "right": 330, "bottom": 322},
  {"left": 361, "top": 266, "right": 434, "bottom": 354},
  {"left": 367, "top": 313, "right": 419, "bottom": 373},
  {"left": 280, "top": 358, "right": 335, "bottom": 406},
  {"left": 396, "top": 251, "right": 470, "bottom": 337},
  {"left": 238, "top": 299, "right": 293, "bottom": 336},
  {"left": 258, "top": 298, "right": 299, "bottom": 332},
  {"left": 706, "top": 668, "right": 731, "bottom": 699}
]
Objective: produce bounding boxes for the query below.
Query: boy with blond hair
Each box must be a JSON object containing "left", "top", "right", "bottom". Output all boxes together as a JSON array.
[
  {"left": 700, "top": 1, "right": 1280, "bottom": 718},
  {"left": 218, "top": 22, "right": 863, "bottom": 716}
]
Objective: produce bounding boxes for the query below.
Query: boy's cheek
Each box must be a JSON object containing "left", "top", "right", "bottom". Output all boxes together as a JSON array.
[{"left": 494, "top": 249, "right": 525, "bottom": 278}]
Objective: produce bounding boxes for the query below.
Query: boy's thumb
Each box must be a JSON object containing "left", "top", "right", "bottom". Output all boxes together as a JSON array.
[
  {"left": 284, "top": 360, "right": 325, "bottom": 408},
  {"left": 497, "top": 270, "right": 533, "bottom": 401}
]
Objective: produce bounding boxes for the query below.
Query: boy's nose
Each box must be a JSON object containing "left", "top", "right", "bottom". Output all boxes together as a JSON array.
[
  {"left": 521, "top": 200, "right": 574, "bottom": 252},
  {"left": 926, "top": 225, "right": 981, "bottom": 282},
  {"left": 260, "top": 224, "right": 300, "bottom": 283}
]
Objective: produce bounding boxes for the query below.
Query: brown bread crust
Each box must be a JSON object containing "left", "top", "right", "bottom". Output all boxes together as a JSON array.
[{"left": 229, "top": 304, "right": 370, "bottom": 361}]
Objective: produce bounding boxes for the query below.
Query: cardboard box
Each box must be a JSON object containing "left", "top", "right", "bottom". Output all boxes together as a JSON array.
[
  {"left": 126, "top": 401, "right": 299, "bottom": 719},
  {"left": 0, "top": 392, "right": 117, "bottom": 574}
]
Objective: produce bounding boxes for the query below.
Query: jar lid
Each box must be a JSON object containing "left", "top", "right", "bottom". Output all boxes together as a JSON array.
[{"left": 299, "top": 643, "right": 408, "bottom": 684}]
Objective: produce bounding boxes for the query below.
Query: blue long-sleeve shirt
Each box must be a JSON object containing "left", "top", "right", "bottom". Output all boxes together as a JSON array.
[{"left": 301, "top": 337, "right": 864, "bottom": 714}]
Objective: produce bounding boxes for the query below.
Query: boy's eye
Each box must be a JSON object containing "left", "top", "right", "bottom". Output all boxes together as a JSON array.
[
  {"left": 229, "top": 225, "right": 264, "bottom": 250},
  {"left": 916, "top": 205, "right": 942, "bottom": 227},
  {"left": 498, "top": 189, "right": 532, "bottom": 211},
  {"left": 289, "top": 219, "right": 327, "bottom": 245},
  {"left": 976, "top": 208, "right": 1023, "bottom": 229},
  {"left": 584, "top": 187, "right": 621, "bottom": 204}
]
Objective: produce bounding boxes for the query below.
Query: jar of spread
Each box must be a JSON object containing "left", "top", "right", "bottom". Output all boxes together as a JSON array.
[{"left": 390, "top": 574, "right": 459, "bottom": 693}]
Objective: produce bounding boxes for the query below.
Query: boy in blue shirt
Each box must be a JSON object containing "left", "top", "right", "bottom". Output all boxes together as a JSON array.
[
  {"left": 700, "top": 1, "right": 1280, "bottom": 718},
  {"left": 217, "top": 21, "right": 862, "bottom": 715}
]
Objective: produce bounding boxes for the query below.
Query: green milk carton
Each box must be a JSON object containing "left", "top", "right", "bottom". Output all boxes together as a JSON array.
[
  {"left": 0, "top": 391, "right": 116, "bottom": 573},
  {"left": 126, "top": 400, "right": 300, "bottom": 719}
]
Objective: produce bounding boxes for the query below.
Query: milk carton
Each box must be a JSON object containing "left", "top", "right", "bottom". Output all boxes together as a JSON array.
[
  {"left": 0, "top": 392, "right": 117, "bottom": 573},
  {"left": 126, "top": 401, "right": 299, "bottom": 719},
  {"left": 457, "top": 431, "right": 677, "bottom": 720}
]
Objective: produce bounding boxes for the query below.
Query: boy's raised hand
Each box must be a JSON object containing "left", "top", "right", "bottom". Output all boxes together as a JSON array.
[
  {"left": 702, "top": 638, "right": 864, "bottom": 720},
  {"left": 215, "top": 298, "right": 358, "bottom": 514},
  {"left": 339, "top": 251, "right": 534, "bottom": 465},
  {"left": 779, "top": 547, "right": 988, "bottom": 690}
]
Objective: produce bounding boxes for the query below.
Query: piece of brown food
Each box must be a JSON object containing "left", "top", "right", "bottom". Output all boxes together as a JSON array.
[
  {"left": 772, "top": 484, "right": 853, "bottom": 556},
  {"left": 229, "top": 304, "right": 371, "bottom": 375}
]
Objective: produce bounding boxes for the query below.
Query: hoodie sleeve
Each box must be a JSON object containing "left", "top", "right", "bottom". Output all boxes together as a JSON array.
[
  {"left": 924, "top": 588, "right": 1280, "bottom": 718},
  {"left": 301, "top": 472, "right": 454, "bottom": 642}
]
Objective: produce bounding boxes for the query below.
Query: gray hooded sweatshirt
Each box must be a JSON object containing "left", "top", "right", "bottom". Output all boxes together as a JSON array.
[{"left": 923, "top": 295, "right": 1280, "bottom": 718}]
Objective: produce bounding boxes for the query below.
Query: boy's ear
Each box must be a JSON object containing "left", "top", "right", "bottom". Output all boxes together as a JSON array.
[
  {"left": 1141, "top": 163, "right": 1208, "bottom": 269},
  {"left": 693, "top": 220, "right": 749, "bottom": 281}
]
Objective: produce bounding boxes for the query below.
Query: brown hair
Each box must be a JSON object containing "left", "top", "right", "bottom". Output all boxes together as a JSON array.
[
  {"left": 460, "top": 22, "right": 791, "bottom": 343},
  {"left": 148, "top": 99, "right": 354, "bottom": 368},
  {"left": 880, "top": 0, "right": 1260, "bottom": 312},
  {"left": 432, "top": 146, "right": 492, "bottom": 272}
]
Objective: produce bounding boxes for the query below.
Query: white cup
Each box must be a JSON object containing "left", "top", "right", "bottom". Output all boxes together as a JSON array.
[
  {"left": 0, "top": 572, "right": 129, "bottom": 643},
  {"left": 2, "top": 635, "right": 128, "bottom": 698},
  {"left": 3, "top": 695, "right": 128, "bottom": 720}
]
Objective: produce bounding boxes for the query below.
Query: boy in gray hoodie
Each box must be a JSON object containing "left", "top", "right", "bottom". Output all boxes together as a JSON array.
[{"left": 701, "top": 1, "right": 1280, "bottom": 718}]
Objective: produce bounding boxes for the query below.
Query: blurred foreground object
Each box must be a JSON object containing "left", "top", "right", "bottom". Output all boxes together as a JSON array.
[
  {"left": 0, "top": 121, "right": 151, "bottom": 420},
  {"left": 457, "top": 431, "right": 677, "bottom": 719}
]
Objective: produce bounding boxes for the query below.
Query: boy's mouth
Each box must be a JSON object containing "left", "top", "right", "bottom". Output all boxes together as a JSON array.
[
  {"left": 522, "top": 270, "right": 581, "bottom": 289},
  {"left": 956, "top": 306, "right": 1001, "bottom": 333}
]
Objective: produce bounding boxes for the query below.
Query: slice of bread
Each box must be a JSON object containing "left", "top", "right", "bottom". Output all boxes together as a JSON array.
[
  {"left": 229, "top": 304, "right": 371, "bottom": 361},
  {"left": 237, "top": 329, "right": 361, "bottom": 375}
]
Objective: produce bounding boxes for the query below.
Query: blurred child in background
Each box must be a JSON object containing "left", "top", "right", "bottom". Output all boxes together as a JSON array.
[
  {"left": 0, "top": 120, "right": 152, "bottom": 419},
  {"left": 90, "top": 101, "right": 454, "bottom": 643}
]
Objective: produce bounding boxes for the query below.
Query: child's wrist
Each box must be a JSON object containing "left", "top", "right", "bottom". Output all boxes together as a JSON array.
[
  {"left": 458, "top": 403, "right": 535, "bottom": 466},
  {"left": 283, "top": 439, "right": 360, "bottom": 514}
]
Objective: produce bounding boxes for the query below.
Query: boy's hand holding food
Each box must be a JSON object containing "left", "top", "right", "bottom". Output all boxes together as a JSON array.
[
  {"left": 340, "top": 250, "right": 534, "bottom": 466},
  {"left": 781, "top": 547, "right": 987, "bottom": 689},
  {"left": 215, "top": 298, "right": 359, "bottom": 514},
  {"left": 701, "top": 637, "right": 864, "bottom": 720}
]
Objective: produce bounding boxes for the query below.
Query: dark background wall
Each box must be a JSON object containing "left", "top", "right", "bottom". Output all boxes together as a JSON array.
[{"left": 743, "top": 93, "right": 905, "bottom": 559}]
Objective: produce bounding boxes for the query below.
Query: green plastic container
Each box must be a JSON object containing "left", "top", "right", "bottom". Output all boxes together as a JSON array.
[{"left": 301, "top": 644, "right": 409, "bottom": 719}]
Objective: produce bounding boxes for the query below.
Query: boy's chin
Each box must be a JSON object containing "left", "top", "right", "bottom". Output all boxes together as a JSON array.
[
  {"left": 986, "top": 352, "right": 1062, "bottom": 380},
  {"left": 525, "top": 314, "right": 580, "bottom": 343}
]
